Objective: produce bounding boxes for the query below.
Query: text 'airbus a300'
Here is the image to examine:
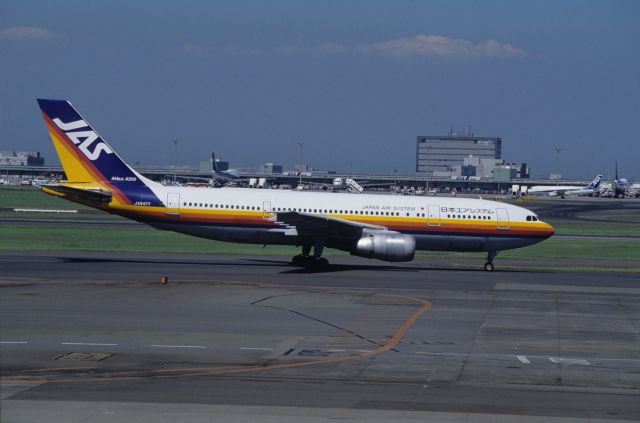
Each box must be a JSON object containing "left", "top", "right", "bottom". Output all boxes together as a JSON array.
[{"left": 37, "top": 99, "right": 554, "bottom": 271}]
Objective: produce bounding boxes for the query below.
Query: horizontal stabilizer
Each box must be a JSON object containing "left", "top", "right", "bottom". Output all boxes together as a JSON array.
[{"left": 41, "top": 184, "right": 112, "bottom": 204}]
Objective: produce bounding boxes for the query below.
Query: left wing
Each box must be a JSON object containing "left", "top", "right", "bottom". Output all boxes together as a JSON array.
[{"left": 274, "top": 212, "right": 386, "bottom": 238}]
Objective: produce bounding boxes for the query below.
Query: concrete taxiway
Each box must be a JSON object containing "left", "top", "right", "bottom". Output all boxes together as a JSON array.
[{"left": 1, "top": 252, "right": 639, "bottom": 422}]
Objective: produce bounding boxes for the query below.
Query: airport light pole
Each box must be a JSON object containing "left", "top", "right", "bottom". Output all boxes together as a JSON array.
[
  {"left": 393, "top": 168, "right": 398, "bottom": 193},
  {"left": 298, "top": 140, "right": 304, "bottom": 187},
  {"left": 173, "top": 138, "right": 178, "bottom": 184},
  {"left": 554, "top": 145, "right": 562, "bottom": 183}
]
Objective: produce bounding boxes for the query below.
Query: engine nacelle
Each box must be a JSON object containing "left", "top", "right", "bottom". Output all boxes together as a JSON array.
[{"left": 351, "top": 231, "right": 415, "bottom": 262}]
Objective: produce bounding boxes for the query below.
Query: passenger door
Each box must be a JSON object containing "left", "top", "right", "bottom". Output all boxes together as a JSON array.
[
  {"left": 166, "top": 193, "right": 180, "bottom": 216},
  {"left": 496, "top": 208, "right": 509, "bottom": 230},
  {"left": 262, "top": 201, "right": 271, "bottom": 218},
  {"left": 428, "top": 205, "right": 441, "bottom": 227}
]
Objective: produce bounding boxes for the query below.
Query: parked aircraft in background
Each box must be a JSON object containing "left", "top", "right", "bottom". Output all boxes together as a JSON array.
[
  {"left": 332, "top": 177, "right": 364, "bottom": 193},
  {"left": 612, "top": 162, "right": 637, "bottom": 198},
  {"left": 331, "top": 177, "right": 398, "bottom": 193},
  {"left": 36, "top": 99, "right": 554, "bottom": 271},
  {"left": 527, "top": 175, "right": 603, "bottom": 198},
  {"left": 211, "top": 153, "right": 243, "bottom": 186},
  {"left": 297, "top": 177, "right": 392, "bottom": 193}
]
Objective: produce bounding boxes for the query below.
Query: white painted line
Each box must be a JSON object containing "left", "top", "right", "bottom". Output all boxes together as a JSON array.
[
  {"left": 495, "top": 282, "right": 640, "bottom": 295},
  {"left": 240, "top": 347, "right": 273, "bottom": 351},
  {"left": 412, "top": 351, "right": 469, "bottom": 357},
  {"left": 516, "top": 355, "right": 531, "bottom": 364},
  {"left": 150, "top": 344, "right": 206, "bottom": 349},
  {"left": 549, "top": 357, "right": 591, "bottom": 365},
  {"left": 14, "top": 208, "right": 78, "bottom": 214},
  {"left": 61, "top": 342, "right": 117, "bottom": 346},
  {"left": 0, "top": 341, "right": 28, "bottom": 344}
]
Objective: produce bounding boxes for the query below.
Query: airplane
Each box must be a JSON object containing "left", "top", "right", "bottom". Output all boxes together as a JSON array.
[
  {"left": 332, "top": 177, "right": 364, "bottom": 193},
  {"left": 294, "top": 177, "right": 384, "bottom": 193},
  {"left": 305, "top": 177, "right": 395, "bottom": 193},
  {"left": 211, "top": 152, "right": 242, "bottom": 186},
  {"left": 163, "top": 152, "right": 248, "bottom": 187},
  {"left": 527, "top": 175, "right": 603, "bottom": 199},
  {"left": 36, "top": 99, "right": 554, "bottom": 271},
  {"left": 612, "top": 162, "right": 637, "bottom": 198}
]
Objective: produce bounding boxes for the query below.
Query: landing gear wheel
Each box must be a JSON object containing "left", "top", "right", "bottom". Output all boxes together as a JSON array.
[
  {"left": 291, "top": 255, "right": 309, "bottom": 266},
  {"left": 484, "top": 250, "right": 497, "bottom": 271},
  {"left": 292, "top": 240, "right": 328, "bottom": 268},
  {"left": 311, "top": 257, "right": 329, "bottom": 268}
]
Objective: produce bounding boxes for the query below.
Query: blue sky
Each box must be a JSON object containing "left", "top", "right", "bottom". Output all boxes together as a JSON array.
[{"left": 1, "top": 0, "right": 638, "bottom": 179}]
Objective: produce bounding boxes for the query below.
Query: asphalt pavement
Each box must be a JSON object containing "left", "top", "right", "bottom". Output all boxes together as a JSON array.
[{"left": 1, "top": 252, "right": 639, "bottom": 422}]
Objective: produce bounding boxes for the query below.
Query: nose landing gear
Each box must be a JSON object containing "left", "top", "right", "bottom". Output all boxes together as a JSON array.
[{"left": 484, "top": 250, "right": 498, "bottom": 271}]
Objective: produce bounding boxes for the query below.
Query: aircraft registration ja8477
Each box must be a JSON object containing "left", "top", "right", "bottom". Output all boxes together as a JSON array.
[{"left": 37, "top": 99, "right": 554, "bottom": 271}]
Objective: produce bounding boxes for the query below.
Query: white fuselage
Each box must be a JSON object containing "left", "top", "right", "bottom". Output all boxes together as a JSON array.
[
  {"left": 134, "top": 183, "right": 553, "bottom": 254},
  {"left": 527, "top": 185, "right": 594, "bottom": 197}
]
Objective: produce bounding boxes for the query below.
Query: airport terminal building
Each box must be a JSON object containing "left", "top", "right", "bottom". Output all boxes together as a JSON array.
[
  {"left": 416, "top": 133, "right": 502, "bottom": 177},
  {"left": 0, "top": 151, "right": 45, "bottom": 167}
]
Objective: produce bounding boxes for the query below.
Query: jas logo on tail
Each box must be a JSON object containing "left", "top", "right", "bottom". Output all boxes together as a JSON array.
[{"left": 53, "top": 118, "right": 113, "bottom": 161}]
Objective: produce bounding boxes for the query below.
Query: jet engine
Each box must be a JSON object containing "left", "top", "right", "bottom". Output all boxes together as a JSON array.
[{"left": 351, "top": 231, "right": 415, "bottom": 262}]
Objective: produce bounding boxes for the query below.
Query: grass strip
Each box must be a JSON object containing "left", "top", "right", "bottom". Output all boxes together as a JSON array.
[
  {"left": 0, "top": 225, "right": 303, "bottom": 255},
  {"left": 498, "top": 238, "right": 640, "bottom": 261},
  {"left": 1, "top": 225, "right": 639, "bottom": 262},
  {"left": 548, "top": 220, "right": 640, "bottom": 237},
  {"left": 0, "top": 186, "right": 92, "bottom": 210},
  {"left": 606, "top": 214, "right": 640, "bottom": 223}
]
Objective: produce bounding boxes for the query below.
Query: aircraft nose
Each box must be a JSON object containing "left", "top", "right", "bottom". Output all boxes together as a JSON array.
[{"left": 544, "top": 222, "right": 555, "bottom": 238}]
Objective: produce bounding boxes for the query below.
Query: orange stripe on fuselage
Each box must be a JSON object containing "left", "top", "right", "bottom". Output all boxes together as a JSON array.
[{"left": 112, "top": 205, "right": 553, "bottom": 238}]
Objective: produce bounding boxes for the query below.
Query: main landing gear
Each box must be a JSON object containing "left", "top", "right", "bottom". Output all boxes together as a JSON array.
[
  {"left": 484, "top": 250, "right": 498, "bottom": 271},
  {"left": 290, "top": 239, "right": 329, "bottom": 268}
]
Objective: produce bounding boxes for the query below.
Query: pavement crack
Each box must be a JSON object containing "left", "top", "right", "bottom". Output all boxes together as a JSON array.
[
  {"left": 251, "top": 292, "right": 382, "bottom": 347},
  {"left": 555, "top": 293, "right": 563, "bottom": 385},
  {"left": 454, "top": 292, "right": 496, "bottom": 382},
  {"left": 618, "top": 298, "right": 640, "bottom": 344}
]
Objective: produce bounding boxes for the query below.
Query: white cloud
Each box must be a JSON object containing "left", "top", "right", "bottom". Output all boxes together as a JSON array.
[
  {"left": 360, "top": 34, "right": 527, "bottom": 58},
  {"left": 0, "top": 26, "right": 60, "bottom": 41},
  {"left": 177, "top": 34, "right": 526, "bottom": 60}
]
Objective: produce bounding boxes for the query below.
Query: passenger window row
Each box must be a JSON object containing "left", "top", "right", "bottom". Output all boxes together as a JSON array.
[
  {"left": 179, "top": 203, "right": 417, "bottom": 217},
  {"left": 180, "top": 203, "right": 453, "bottom": 219},
  {"left": 446, "top": 214, "right": 492, "bottom": 220},
  {"left": 274, "top": 208, "right": 402, "bottom": 216},
  {"left": 183, "top": 202, "right": 259, "bottom": 210}
]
